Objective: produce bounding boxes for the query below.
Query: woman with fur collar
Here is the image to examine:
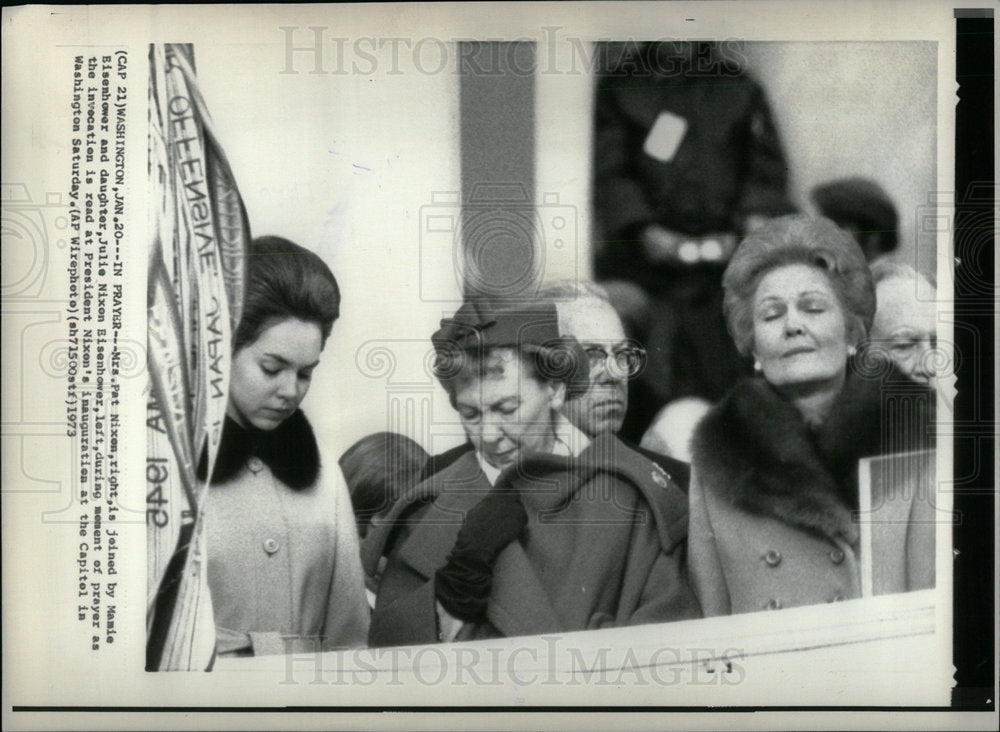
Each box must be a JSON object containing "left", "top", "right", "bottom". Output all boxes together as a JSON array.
[
  {"left": 687, "top": 215, "right": 935, "bottom": 616},
  {"left": 200, "top": 236, "right": 369, "bottom": 656}
]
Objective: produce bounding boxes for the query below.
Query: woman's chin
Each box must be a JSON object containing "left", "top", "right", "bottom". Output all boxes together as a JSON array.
[
  {"left": 766, "top": 366, "right": 847, "bottom": 397},
  {"left": 249, "top": 414, "right": 285, "bottom": 431}
]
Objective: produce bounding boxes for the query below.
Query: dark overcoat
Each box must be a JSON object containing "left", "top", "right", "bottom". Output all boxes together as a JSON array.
[
  {"left": 592, "top": 58, "right": 793, "bottom": 284},
  {"left": 364, "top": 435, "right": 700, "bottom": 647}
]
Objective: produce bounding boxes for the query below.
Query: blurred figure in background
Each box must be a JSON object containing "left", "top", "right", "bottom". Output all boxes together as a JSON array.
[
  {"left": 592, "top": 41, "right": 795, "bottom": 435},
  {"left": 869, "top": 258, "right": 938, "bottom": 387},
  {"left": 340, "top": 432, "right": 430, "bottom": 540},
  {"left": 811, "top": 177, "right": 899, "bottom": 261},
  {"left": 640, "top": 396, "right": 712, "bottom": 464},
  {"left": 339, "top": 432, "right": 430, "bottom": 608}
]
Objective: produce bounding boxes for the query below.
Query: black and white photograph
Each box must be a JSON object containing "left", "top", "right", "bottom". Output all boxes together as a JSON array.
[{"left": 1, "top": 2, "right": 995, "bottom": 730}]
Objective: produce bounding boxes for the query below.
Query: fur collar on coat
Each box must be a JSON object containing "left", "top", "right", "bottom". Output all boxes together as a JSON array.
[
  {"left": 197, "top": 410, "right": 320, "bottom": 489},
  {"left": 691, "top": 355, "right": 934, "bottom": 546}
]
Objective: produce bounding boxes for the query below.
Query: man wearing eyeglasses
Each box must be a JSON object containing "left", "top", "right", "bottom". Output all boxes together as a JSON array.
[{"left": 540, "top": 280, "right": 691, "bottom": 491}]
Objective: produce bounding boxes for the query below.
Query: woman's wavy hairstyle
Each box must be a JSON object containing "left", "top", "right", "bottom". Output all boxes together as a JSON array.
[
  {"left": 431, "top": 301, "right": 590, "bottom": 407},
  {"left": 233, "top": 236, "right": 341, "bottom": 352},
  {"left": 722, "top": 214, "right": 876, "bottom": 357},
  {"left": 433, "top": 338, "right": 590, "bottom": 408}
]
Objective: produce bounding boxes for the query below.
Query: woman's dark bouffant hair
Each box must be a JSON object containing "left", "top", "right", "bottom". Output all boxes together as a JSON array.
[
  {"left": 233, "top": 236, "right": 341, "bottom": 352},
  {"left": 722, "top": 214, "right": 876, "bottom": 357}
]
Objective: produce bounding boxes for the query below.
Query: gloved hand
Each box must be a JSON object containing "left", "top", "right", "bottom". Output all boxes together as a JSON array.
[
  {"left": 434, "top": 487, "right": 527, "bottom": 622},
  {"left": 641, "top": 224, "right": 683, "bottom": 262}
]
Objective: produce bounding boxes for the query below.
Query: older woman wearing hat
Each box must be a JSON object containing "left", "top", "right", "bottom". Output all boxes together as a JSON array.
[
  {"left": 687, "top": 215, "right": 935, "bottom": 617},
  {"left": 365, "top": 301, "right": 700, "bottom": 646}
]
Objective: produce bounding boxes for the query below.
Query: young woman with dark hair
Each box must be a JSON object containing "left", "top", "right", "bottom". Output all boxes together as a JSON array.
[{"left": 200, "top": 235, "right": 369, "bottom": 656}]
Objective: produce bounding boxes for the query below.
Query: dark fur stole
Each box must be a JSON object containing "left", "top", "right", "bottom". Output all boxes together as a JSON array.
[{"left": 691, "top": 356, "right": 934, "bottom": 545}]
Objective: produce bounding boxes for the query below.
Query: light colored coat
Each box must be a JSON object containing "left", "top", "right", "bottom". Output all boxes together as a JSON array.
[
  {"left": 206, "top": 442, "right": 370, "bottom": 656},
  {"left": 687, "top": 359, "right": 935, "bottom": 616},
  {"left": 688, "top": 473, "right": 862, "bottom": 615}
]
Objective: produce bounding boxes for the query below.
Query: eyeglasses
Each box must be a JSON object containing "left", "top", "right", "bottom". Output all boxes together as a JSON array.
[{"left": 583, "top": 344, "right": 646, "bottom": 378}]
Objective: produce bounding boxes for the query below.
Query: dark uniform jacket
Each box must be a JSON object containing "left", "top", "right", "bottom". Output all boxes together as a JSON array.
[
  {"left": 593, "top": 55, "right": 792, "bottom": 268},
  {"left": 687, "top": 357, "right": 936, "bottom": 616},
  {"left": 364, "top": 434, "right": 700, "bottom": 647},
  {"left": 592, "top": 48, "right": 795, "bottom": 418}
]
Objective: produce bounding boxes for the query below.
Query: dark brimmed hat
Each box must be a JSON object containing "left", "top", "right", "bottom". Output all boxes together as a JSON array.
[{"left": 432, "top": 301, "right": 590, "bottom": 396}]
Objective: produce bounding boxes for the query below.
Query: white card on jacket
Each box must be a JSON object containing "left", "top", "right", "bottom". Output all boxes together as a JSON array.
[{"left": 643, "top": 110, "right": 688, "bottom": 162}]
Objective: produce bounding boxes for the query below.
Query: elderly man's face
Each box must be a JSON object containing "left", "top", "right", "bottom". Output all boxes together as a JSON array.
[
  {"left": 560, "top": 299, "right": 631, "bottom": 437},
  {"left": 871, "top": 276, "right": 938, "bottom": 385}
]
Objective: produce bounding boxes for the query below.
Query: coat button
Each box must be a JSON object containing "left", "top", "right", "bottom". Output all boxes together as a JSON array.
[
  {"left": 829, "top": 548, "right": 846, "bottom": 565},
  {"left": 247, "top": 456, "right": 264, "bottom": 473},
  {"left": 765, "top": 598, "right": 782, "bottom": 610},
  {"left": 763, "top": 550, "right": 782, "bottom": 567},
  {"left": 263, "top": 538, "right": 280, "bottom": 555}
]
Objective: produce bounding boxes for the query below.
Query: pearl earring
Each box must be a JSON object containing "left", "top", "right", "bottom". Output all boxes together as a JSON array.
[
  {"left": 848, "top": 345, "right": 857, "bottom": 357},
  {"left": 753, "top": 360, "right": 762, "bottom": 372}
]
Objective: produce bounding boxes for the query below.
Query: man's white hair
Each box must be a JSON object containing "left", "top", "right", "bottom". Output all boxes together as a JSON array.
[
  {"left": 870, "top": 256, "right": 937, "bottom": 289},
  {"left": 537, "top": 280, "right": 612, "bottom": 333},
  {"left": 537, "top": 279, "right": 610, "bottom": 302}
]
